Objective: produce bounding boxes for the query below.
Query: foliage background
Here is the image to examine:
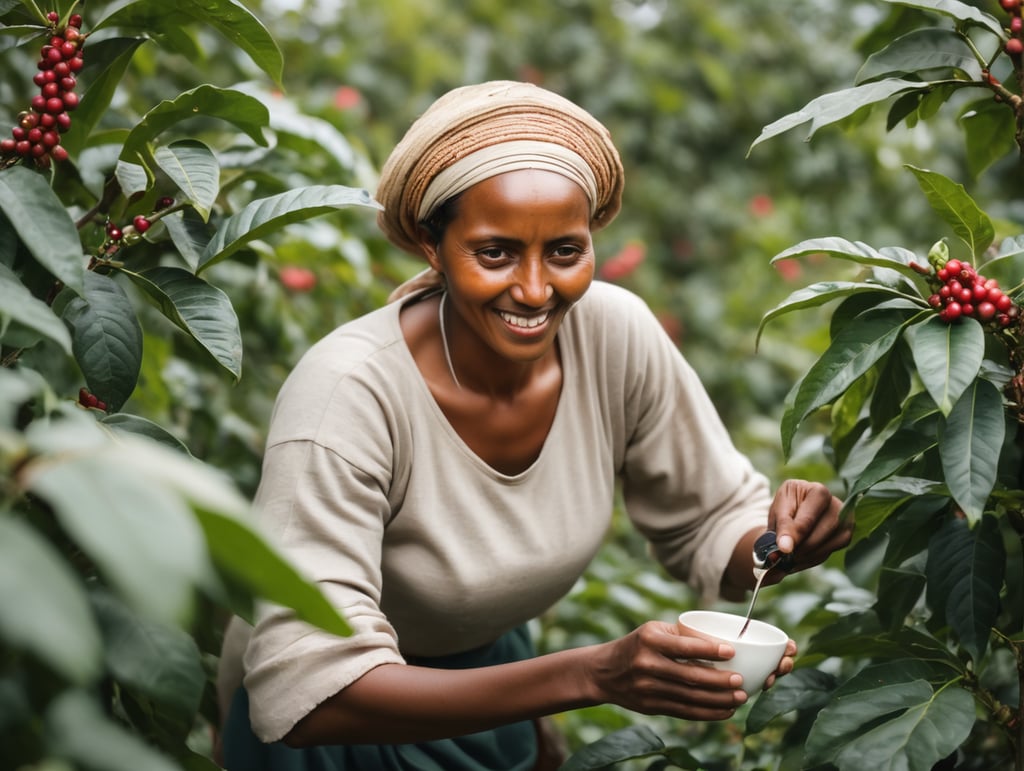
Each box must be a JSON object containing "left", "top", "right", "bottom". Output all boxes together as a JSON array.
[{"left": 5, "top": 0, "right": 1018, "bottom": 768}]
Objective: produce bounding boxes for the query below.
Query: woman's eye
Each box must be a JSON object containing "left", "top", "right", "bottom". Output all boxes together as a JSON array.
[
  {"left": 552, "top": 245, "right": 582, "bottom": 263},
  {"left": 477, "top": 247, "right": 508, "bottom": 263}
]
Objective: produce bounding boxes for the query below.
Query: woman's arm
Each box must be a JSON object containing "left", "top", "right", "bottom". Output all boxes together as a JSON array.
[{"left": 284, "top": 623, "right": 748, "bottom": 747}]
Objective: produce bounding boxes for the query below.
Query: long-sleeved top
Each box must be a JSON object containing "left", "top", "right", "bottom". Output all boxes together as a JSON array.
[{"left": 217, "top": 280, "right": 771, "bottom": 743}]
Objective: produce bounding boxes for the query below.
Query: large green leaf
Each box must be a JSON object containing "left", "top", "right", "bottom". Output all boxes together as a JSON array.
[
  {"left": 906, "top": 166, "right": 994, "bottom": 258},
  {"left": 746, "top": 668, "right": 837, "bottom": 732},
  {"left": 194, "top": 508, "right": 352, "bottom": 637},
  {"left": 198, "top": 185, "right": 382, "bottom": 272},
  {"left": 153, "top": 140, "right": 219, "bottom": 222},
  {"left": 757, "top": 280, "right": 920, "bottom": 349},
  {"left": 926, "top": 516, "right": 1004, "bottom": 662},
  {"left": 61, "top": 271, "right": 143, "bottom": 413},
  {"left": 22, "top": 429, "right": 212, "bottom": 626},
  {"left": 806, "top": 680, "right": 975, "bottom": 770},
  {"left": 769, "top": 237, "right": 922, "bottom": 275},
  {"left": 782, "top": 309, "right": 913, "bottom": 456},
  {"left": 876, "top": 564, "right": 927, "bottom": 631},
  {"left": 47, "top": 690, "right": 180, "bottom": 771},
  {"left": 121, "top": 266, "right": 242, "bottom": 380},
  {"left": 847, "top": 429, "right": 938, "bottom": 500},
  {"left": 960, "top": 98, "right": 1017, "bottom": 180},
  {"left": 906, "top": 314, "right": 984, "bottom": 415},
  {"left": 95, "top": 0, "right": 283, "bottom": 86},
  {"left": 938, "top": 378, "right": 1005, "bottom": 520},
  {"left": 749, "top": 79, "right": 933, "bottom": 152},
  {"left": 0, "top": 165, "right": 84, "bottom": 296},
  {"left": 119, "top": 85, "right": 269, "bottom": 166},
  {"left": 857, "top": 29, "right": 982, "bottom": 84},
  {"left": 92, "top": 591, "right": 205, "bottom": 723},
  {"left": 560, "top": 724, "right": 703, "bottom": 771},
  {"left": 0, "top": 262, "right": 72, "bottom": 354},
  {"left": 0, "top": 518, "right": 103, "bottom": 685},
  {"left": 881, "top": 0, "right": 1004, "bottom": 37},
  {"left": 60, "top": 37, "right": 146, "bottom": 157},
  {"left": 100, "top": 413, "right": 192, "bottom": 455}
]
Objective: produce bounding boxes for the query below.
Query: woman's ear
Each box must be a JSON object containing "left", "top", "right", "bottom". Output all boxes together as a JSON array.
[{"left": 417, "top": 226, "right": 443, "bottom": 273}]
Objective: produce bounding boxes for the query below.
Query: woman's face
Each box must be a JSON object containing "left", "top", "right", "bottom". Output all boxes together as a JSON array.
[{"left": 420, "top": 168, "right": 595, "bottom": 367}]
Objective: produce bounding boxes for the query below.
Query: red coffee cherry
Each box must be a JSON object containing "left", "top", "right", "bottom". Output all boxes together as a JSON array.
[{"left": 133, "top": 215, "right": 151, "bottom": 233}]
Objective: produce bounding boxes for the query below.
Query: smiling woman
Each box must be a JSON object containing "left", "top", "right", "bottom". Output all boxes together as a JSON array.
[{"left": 215, "top": 80, "right": 850, "bottom": 771}]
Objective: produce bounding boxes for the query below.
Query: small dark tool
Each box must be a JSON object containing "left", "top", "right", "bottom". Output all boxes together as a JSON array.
[{"left": 738, "top": 531, "right": 794, "bottom": 637}]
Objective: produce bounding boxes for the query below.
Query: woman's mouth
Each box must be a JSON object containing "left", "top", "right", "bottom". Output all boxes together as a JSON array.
[{"left": 498, "top": 309, "right": 551, "bottom": 330}]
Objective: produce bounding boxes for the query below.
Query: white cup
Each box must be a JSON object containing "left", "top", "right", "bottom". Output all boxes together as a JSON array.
[{"left": 677, "top": 610, "right": 789, "bottom": 696}]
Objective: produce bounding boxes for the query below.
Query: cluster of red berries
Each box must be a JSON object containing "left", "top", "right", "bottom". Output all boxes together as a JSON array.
[
  {"left": 0, "top": 11, "right": 84, "bottom": 167},
  {"left": 926, "top": 259, "right": 1019, "bottom": 327},
  {"left": 1001, "top": 0, "right": 1023, "bottom": 55},
  {"left": 78, "top": 387, "right": 107, "bottom": 412},
  {"left": 102, "top": 197, "right": 174, "bottom": 246}
]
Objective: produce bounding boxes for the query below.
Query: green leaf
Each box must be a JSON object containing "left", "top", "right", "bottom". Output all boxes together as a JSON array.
[
  {"left": 95, "top": 0, "right": 284, "bottom": 87},
  {"left": 757, "top": 280, "right": 918, "bottom": 349},
  {"left": 0, "top": 165, "right": 84, "bottom": 296},
  {"left": 876, "top": 565, "right": 926, "bottom": 631},
  {"left": 100, "top": 413, "right": 192, "bottom": 455},
  {"left": 163, "top": 207, "right": 214, "bottom": 271},
  {"left": 23, "top": 431, "right": 211, "bottom": 626},
  {"left": 770, "top": 236, "right": 922, "bottom": 275},
  {"left": 61, "top": 271, "right": 143, "bottom": 413},
  {"left": 939, "top": 378, "right": 1005, "bottom": 520},
  {"left": 782, "top": 309, "right": 912, "bottom": 456},
  {"left": 198, "top": 185, "right": 382, "bottom": 272},
  {"left": 960, "top": 98, "right": 1018, "bottom": 180},
  {"left": 121, "top": 266, "right": 242, "bottom": 380},
  {"left": 746, "top": 668, "right": 837, "bottom": 732},
  {"left": 153, "top": 140, "right": 219, "bottom": 221},
  {"left": 906, "top": 315, "right": 984, "bottom": 414},
  {"left": 194, "top": 508, "right": 352, "bottom": 637},
  {"left": 0, "top": 262, "right": 72, "bottom": 354},
  {"left": 848, "top": 429, "right": 938, "bottom": 500},
  {"left": 749, "top": 79, "right": 932, "bottom": 153},
  {"left": 906, "top": 166, "right": 994, "bottom": 258},
  {"left": 880, "top": 0, "right": 1004, "bottom": 37},
  {"left": 857, "top": 29, "right": 982, "bottom": 84},
  {"left": 119, "top": 85, "right": 270, "bottom": 166},
  {"left": 806, "top": 680, "right": 975, "bottom": 770},
  {"left": 0, "top": 518, "right": 103, "bottom": 684},
  {"left": 46, "top": 690, "right": 180, "bottom": 771},
  {"left": 60, "top": 37, "right": 147, "bottom": 157},
  {"left": 560, "top": 725, "right": 704, "bottom": 771},
  {"left": 850, "top": 480, "right": 946, "bottom": 543},
  {"left": 92, "top": 591, "right": 205, "bottom": 723},
  {"left": 926, "top": 516, "right": 1004, "bottom": 661}
]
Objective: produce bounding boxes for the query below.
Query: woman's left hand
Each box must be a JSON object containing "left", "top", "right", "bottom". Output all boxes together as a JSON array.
[
  {"left": 768, "top": 479, "right": 851, "bottom": 572},
  {"left": 762, "top": 638, "right": 798, "bottom": 690}
]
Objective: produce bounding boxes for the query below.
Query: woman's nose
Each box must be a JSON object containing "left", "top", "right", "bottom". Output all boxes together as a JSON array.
[{"left": 510, "top": 260, "right": 553, "bottom": 306}]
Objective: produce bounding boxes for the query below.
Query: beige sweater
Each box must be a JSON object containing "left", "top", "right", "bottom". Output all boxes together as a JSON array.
[{"left": 218, "top": 281, "right": 770, "bottom": 742}]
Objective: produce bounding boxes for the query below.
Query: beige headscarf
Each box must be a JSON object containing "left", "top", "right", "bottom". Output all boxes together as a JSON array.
[{"left": 376, "top": 80, "right": 624, "bottom": 299}]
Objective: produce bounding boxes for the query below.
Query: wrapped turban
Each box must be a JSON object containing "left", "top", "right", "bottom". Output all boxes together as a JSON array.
[{"left": 375, "top": 80, "right": 624, "bottom": 260}]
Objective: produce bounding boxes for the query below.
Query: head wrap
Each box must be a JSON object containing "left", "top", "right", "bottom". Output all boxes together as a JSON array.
[{"left": 376, "top": 80, "right": 624, "bottom": 261}]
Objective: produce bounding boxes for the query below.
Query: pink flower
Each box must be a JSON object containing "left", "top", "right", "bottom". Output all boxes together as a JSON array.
[
  {"left": 748, "top": 194, "right": 774, "bottom": 218},
  {"left": 599, "top": 241, "right": 646, "bottom": 281},
  {"left": 279, "top": 265, "right": 317, "bottom": 292},
  {"left": 334, "top": 86, "right": 362, "bottom": 110},
  {"left": 774, "top": 259, "right": 802, "bottom": 282}
]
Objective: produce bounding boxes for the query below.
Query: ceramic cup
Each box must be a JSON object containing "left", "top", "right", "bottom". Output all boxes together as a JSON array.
[{"left": 677, "top": 609, "right": 789, "bottom": 696}]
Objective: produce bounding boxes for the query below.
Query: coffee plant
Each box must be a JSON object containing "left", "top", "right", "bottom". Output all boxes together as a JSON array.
[
  {"left": 559, "top": 1, "right": 1024, "bottom": 770},
  {"left": 750, "top": 1, "right": 1024, "bottom": 769},
  {"left": 0, "top": 1, "right": 384, "bottom": 768}
]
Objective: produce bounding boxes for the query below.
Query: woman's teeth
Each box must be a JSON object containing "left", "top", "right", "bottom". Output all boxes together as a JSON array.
[{"left": 499, "top": 311, "right": 549, "bottom": 329}]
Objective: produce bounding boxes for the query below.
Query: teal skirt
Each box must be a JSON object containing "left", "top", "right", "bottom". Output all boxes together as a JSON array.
[{"left": 222, "top": 625, "right": 538, "bottom": 771}]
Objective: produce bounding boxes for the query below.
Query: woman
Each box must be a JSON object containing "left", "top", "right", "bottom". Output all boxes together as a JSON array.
[{"left": 217, "top": 80, "right": 850, "bottom": 770}]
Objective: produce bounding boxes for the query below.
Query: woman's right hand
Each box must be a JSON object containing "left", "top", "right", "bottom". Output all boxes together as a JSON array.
[{"left": 585, "top": 621, "right": 748, "bottom": 721}]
